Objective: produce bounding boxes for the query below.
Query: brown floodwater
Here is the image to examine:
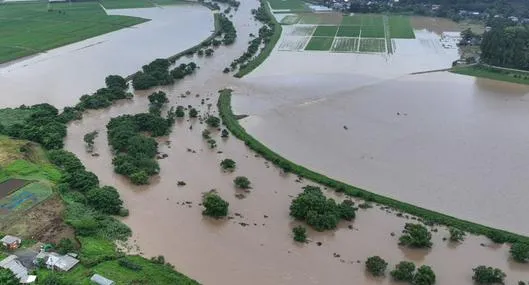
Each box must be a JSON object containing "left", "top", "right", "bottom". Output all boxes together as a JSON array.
[{"left": 1, "top": 1, "right": 526, "bottom": 283}]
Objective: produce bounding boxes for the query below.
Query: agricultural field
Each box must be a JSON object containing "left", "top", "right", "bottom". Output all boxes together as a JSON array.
[
  {"left": 277, "top": 12, "right": 415, "bottom": 54},
  {"left": 278, "top": 36, "right": 310, "bottom": 51},
  {"left": 280, "top": 14, "right": 301, "bottom": 24},
  {"left": 267, "top": 0, "right": 309, "bottom": 11},
  {"left": 304, "top": 37, "right": 334, "bottom": 51},
  {"left": 359, "top": 38, "right": 386, "bottom": 53},
  {"left": 0, "top": 1, "right": 147, "bottom": 63},
  {"left": 331, "top": 37, "right": 359, "bottom": 52},
  {"left": 312, "top": 25, "right": 338, "bottom": 37}
]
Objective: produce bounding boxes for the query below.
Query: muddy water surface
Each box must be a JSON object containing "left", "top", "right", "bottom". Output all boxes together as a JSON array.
[{"left": 62, "top": 6, "right": 529, "bottom": 285}]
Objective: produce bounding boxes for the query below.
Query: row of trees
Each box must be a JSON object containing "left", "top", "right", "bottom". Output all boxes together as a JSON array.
[
  {"left": 48, "top": 150, "right": 128, "bottom": 230},
  {"left": 481, "top": 25, "right": 529, "bottom": 71},
  {"left": 77, "top": 75, "right": 132, "bottom": 110},
  {"left": 107, "top": 92, "right": 176, "bottom": 184},
  {"left": 289, "top": 186, "right": 356, "bottom": 231},
  {"left": 218, "top": 14, "right": 237, "bottom": 45},
  {"left": 132, "top": 59, "right": 198, "bottom": 90},
  {"left": 227, "top": 4, "right": 274, "bottom": 73},
  {"left": 365, "top": 256, "right": 436, "bottom": 285}
]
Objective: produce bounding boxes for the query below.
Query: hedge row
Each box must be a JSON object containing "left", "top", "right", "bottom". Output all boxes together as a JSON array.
[
  {"left": 234, "top": 0, "right": 282, "bottom": 78},
  {"left": 217, "top": 89, "right": 529, "bottom": 244}
]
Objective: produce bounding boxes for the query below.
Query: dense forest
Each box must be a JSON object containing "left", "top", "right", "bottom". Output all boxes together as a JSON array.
[
  {"left": 344, "top": 0, "right": 529, "bottom": 20},
  {"left": 480, "top": 24, "right": 529, "bottom": 70}
]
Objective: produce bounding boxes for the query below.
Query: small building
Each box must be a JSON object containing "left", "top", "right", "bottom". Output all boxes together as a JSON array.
[
  {"left": 34, "top": 251, "right": 79, "bottom": 272},
  {"left": 90, "top": 274, "right": 115, "bottom": 285},
  {"left": 1, "top": 235, "right": 21, "bottom": 250},
  {"left": 0, "top": 255, "right": 36, "bottom": 283}
]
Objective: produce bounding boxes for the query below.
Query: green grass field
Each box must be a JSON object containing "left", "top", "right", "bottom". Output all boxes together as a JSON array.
[
  {"left": 0, "top": 1, "right": 147, "bottom": 63},
  {"left": 452, "top": 65, "right": 529, "bottom": 85},
  {"left": 337, "top": 25, "right": 361, "bottom": 37},
  {"left": 267, "top": 0, "right": 308, "bottom": 11},
  {"left": 304, "top": 37, "right": 334, "bottom": 51},
  {"left": 312, "top": 25, "right": 338, "bottom": 37},
  {"left": 389, "top": 15, "right": 416, "bottom": 39}
]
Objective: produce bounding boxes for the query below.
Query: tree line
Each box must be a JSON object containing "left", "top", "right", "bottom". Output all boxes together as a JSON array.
[{"left": 480, "top": 24, "right": 529, "bottom": 71}]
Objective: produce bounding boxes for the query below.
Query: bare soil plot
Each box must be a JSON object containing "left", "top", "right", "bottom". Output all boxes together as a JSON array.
[
  {"left": 289, "top": 26, "right": 316, "bottom": 36},
  {"left": 312, "top": 25, "right": 338, "bottom": 37},
  {"left": 331, "top": 37, "right": 359, "bottom": 52},
  {"left": 304, "top": 37, "right": 334, "bottom": 51},
  {"left": 278, "top": 36, "right": 310, "bottom": 51},
  {"left": 298, "top": 14, "right": 322, "bottom": 24},
  {"left": 359, "top": 38, "right": 386, "bottom": 53},
  {"left": 0, "top": 179, "right": 30, "bottom": 199},
  {"left": 280, "top": 15, "right": 301, "bottom": 25}
]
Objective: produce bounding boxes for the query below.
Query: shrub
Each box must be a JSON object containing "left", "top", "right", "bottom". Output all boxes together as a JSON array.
[
  {"left": 413, "top": 265, "right": 435, "bottom": 285},
  {"left": 399, "top": 223, "right": 432, "bottom": 248},
  {"left": 55, "top": 238, "right": 75, "bottom": 255},
  {"left": 119, "top": 258, "right": 143, "bottom": 271},
  {"left": 83, "top": 131, "right": 98, "bottom": 152},
  {"left": 130, "top": 171, "right": 149, "bottom": 185},
  {"left": 205, "top": 116, "right": 221, "bottom": 128},
  {"left": 510, "top": 242, "right": 529, "bottom": 263},
  {"left": 289, "top": 186, "right": 356, "bottom": 231},
  {"left": 365, "top": 256, "right": 387, "bottom": 277},
  {"left": 292, "top": 226, "right": 307, "bottom": 242},
  {"left": 234, "top": 176, "right": 251, "bottom": 189},
  {"left": 86, "top": 186, "right": 123, "bottom": 215},
  {"left": 472, "top": 266, "right": 506, "bottom": 284},
  {"left": 390, "top": 261, "right": 415, "bottom": 282},
  {"left": 189, "top": 108, "right": 198, "bottom": 118},
  {"left": 449, "top": 227, "right": 465, "bottom": 242},
  {"left": 220, "top": 159, "right": 236, "bottom": 171},
  {"left": 221, "top": 129, "right": 229, "bottom": 138},
  {"left": 202, "top": 193, "right": 229, "bottom": 217}
]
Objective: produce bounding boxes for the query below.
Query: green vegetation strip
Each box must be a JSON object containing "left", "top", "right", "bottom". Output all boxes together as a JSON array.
[
  {"left": 234, "top": 0, "right": 282, "bottom": 78},
  {"left": 217, "top": 89, "right": 529, "bottom": 244},
  {"left": 452, "top": 64, "right": 529, "bottom": 86}
]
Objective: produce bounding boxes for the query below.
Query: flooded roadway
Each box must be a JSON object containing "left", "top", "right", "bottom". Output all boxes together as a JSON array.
[{"left": 1, "top": 1, "right": 528, "bottom": 284}]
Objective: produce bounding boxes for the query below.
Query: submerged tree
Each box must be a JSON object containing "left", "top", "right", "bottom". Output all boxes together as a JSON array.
[
  {"left": 220, "top": 159, "right": 236, "bottom": 171},
  {"left": 448, "top": 227, "right": 465, "bottom": 242},
  {"left": 510, "top": 242, "right": 529, "bottom": 263},
  {"left": 399, "top": 223, "right": 432, "bottom": 248},
  {"left": 472, "top": 266, "right": 506, "bottom": 284},
  {"left": 292, "top": 226, "right": 307, "bottom": 242},
  {"left": 202, "top": 193, "right": 229, "bottom": 217},
  {"left": 365, "top": 256, "right": 388, "bottom": 277},
  {"left": 390, "top": 261, "right": 415, "bottom": 282},
  {"left": 83, "top": 131, "right": 98, "bottom": 153},
  {"left": 234, "top": 176, "right": 251, "bottom": 189},
  {"left": 413, "top": 265, "right": 436, "bottom": 285}
]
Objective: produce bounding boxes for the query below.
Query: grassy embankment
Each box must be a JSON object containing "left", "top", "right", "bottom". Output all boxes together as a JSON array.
[
  {"left": 0, "top": 1, "right": 147, "bottom": 64},
  {"left": 217, "top": 89, "right": 529, "bottom": 244},
  {"left": 234, "top": 0, "right": 282, "bottom": 78},
  {"left": 452, "top": 64, "right": 529, "bottom": 85}
]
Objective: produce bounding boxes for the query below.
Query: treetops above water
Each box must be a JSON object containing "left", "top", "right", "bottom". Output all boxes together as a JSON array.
[{"left": 289, "top": 185, "right": 356, "bottom": 231}]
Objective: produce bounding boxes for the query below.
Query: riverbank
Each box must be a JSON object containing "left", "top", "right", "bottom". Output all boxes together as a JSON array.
[
  {"left": 234, "top": 0, "right": 282, "bottom": 77},
  {"left": 452, "top": 64, "right": 529, "bottom": 85},
  {"left": 218, "top": 89, "right": 529, "bottom": 244}
]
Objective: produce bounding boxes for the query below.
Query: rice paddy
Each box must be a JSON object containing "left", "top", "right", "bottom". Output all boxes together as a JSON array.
[{"left": 277, "top": 13, "right": 415, "bottom": 54}]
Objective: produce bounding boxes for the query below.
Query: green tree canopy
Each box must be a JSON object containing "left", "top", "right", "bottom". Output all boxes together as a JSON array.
[
  {"left": 292, "top": 225, "right": 307, "bottom": 242},
  {"left": 413, "top": 265, "right": 436, "bottom": 285},
  {"left": 202, "top": 193, "right": 229, "bottom": 217},
  {"left": 234, "top": 176, "right": 251, "bottom": 189},
  {"left": 510, "top": 242, "right": 529, "bottom": 263},
  {"left": 472, "top": 266, "right": 506, "bottom": 284},
  {"left": 365, "top": 256, "right": 387, "bottom": 277},
  {"left": 0, "top": 267, "right": 19, "bottom": 285},
  {"left": 86, "top": 186, "right": 123, "bottom": 215},
  {"left": 399, "top": 223, "right": 432, "bottom": 248},
  {"left": 391, "top": 261, "right": 415, "bottom": 282}
]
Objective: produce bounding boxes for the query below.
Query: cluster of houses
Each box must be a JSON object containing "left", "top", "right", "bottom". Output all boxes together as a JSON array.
[{"left": 0, "top": 235, "right": 115, "bottom": 285}]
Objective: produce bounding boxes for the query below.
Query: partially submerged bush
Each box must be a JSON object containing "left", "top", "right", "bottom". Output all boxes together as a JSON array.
[
  {"left": 399, "top": 223, "right": 432, "bottom": 248},
  {"left": 365, "top": 256, "right": 387, "bottom": 277},
  {"left": 202, "top": 193, "right": 229, "bottom": 217}
]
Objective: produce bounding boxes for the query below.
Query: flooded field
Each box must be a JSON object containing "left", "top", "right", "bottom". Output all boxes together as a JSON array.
[
  {"left": 0, "top": 0, "right": 527, "bottom": 283},
  {"left": 0, "top": 4, "right": 213, "bottom": 108}
]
